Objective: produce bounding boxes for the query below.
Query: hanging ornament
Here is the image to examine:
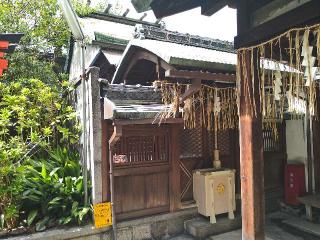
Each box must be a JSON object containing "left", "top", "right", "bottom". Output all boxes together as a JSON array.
[
  {"left": 302, "top": 31, "right": 317, "bottom": 87},
  {"left": 286, "top": 91, "right": 294, "bottom": 113},
  {"left": 274, "top": 71, "right": 282, "bottom": 101},
  {"left": 213, "top": 89, "right": 221, "bottom": 115}
]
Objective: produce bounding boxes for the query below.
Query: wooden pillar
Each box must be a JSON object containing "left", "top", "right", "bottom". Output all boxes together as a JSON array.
[
  {"left": 239, "top": 51, "right": 265, "bottom": 240},
  {"left": 101, "top": 120, "right": 110, "bottom": 202},
  {"left": 169, "top": 123, "right": 182, "bottom": 211},
  {"left": 313, "top": 119, "right": 320, "bottom": 193},
  {"left": 312, "top": 90, "right": 320, "bottom": 193}
]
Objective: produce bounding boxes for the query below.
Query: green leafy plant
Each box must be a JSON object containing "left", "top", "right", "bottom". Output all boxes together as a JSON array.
[
  {"left": 0, "top": 0, "right": 101, "bottom": 232},
  {"left": 21, "top": 148, "right": 91, "bottom": 231}
]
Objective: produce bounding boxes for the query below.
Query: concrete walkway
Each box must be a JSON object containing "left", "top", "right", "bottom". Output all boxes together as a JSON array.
[
  {"left": 170, "top": 212, "right": 305, "bottom": 240},
  {"left": 170, "top": 224, "right": 304, "bottom": 240},
  {"left": 170, "top": 225, "right": 303, "bottom": 240}
]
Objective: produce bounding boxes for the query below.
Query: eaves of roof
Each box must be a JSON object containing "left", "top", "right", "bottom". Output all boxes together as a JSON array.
[
  {"left": 88, "top": 12, "right": 160, "bottom": 27},
  {"left": 169, "top": 57, "right": 235, "bottom": 72},
  {"left": 95, "top": 32, "right": 129, "bottom": 46},
  {"left": 92, "top": 40, "right": 127, "bottom": 51}
]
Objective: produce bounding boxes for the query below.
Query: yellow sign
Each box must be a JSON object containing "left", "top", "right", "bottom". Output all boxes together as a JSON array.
[
  {"left": 93, "top": 202, "right": 112, "bottom": 228},
  {"left": 216, "top": 183, "right": 225, "bottom": 194}
]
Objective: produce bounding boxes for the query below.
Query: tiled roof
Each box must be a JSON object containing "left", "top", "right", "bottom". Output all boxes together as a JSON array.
[
  {"left": 102, "top": 83, "right": 167, "bottom": 120},
  {"left": 134, "top": 24, "right": 235, "bottom": 53}
]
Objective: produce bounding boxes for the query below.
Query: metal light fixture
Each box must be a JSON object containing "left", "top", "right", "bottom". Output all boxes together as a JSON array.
[{"left": 57, "top": 0, "right": 88, "bottom": 206}]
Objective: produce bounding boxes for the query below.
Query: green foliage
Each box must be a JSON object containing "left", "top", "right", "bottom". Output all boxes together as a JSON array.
[
  {"left": 0, "top": 78, "right": 81, "bottom": 229},
  {"left": 0, "top": 0, "right": 97, "bottom": 232},
  {"left": 21, "top": 148, "right": 91, "bottom": 231},
  {"left": 0, "top": 0, "right": 69, "bottom": 51},
  {"left": 0, "top": 79, "right": 79, "bottom": 145},
  {"left": 0, "top": 0, "right": 105, "bottom": 50}
]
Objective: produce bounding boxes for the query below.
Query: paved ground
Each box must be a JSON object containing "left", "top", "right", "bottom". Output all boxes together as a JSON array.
[
  {"left": 170, "top": 224, "right": 304, "bottom": 240},
  {"left": 170, "top": 212, "right": 305, "bottom": 240}
]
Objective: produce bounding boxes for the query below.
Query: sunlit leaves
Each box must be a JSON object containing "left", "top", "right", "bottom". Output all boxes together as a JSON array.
[{"left": 0, "top": 0, "right": 93, "bottom": 231}]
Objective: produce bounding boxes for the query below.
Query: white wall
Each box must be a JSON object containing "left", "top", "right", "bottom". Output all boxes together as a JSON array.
[
  {"left": 286, "top": 119, "right": 309, "bottom": 190},
  {"left": 69, "top": 43, "right": 101, "bottom": 81},
  {"left": 286, "top": 119, "right": 307, "bottom": 164}
]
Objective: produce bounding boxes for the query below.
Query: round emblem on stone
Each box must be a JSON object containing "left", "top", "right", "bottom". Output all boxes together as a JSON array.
[{"left": 216, "top": 183, "right": 225, "bottom": 194}]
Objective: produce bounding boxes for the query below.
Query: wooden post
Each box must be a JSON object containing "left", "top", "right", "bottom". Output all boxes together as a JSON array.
[
  {"left": 101, "top": 120, "right": 110, "bottom": 202},
  {"left": 313, "top": 120, "right": 320, "bottom": 193},
  {"left": 169, "top": 123, "right": 182, "bottom": 211},
  {"left": 239, "top": 51, "right": 265, "bottom": 240},
  {"left": 312, "top": 90, "right": 320, "bottom": 193}
]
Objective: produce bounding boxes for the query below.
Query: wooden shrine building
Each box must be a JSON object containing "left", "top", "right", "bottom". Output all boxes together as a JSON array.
[
  {"left": 130, "top": 1, "right": 320, "bottom": 240},
  {"left": 72, "top": 23, "right": 289, "bottom": 226},
  {"left": 102, "top": 26, "right": 241, "bottom": 220}
]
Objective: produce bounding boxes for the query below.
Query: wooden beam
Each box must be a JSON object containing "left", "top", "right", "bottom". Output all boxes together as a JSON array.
[
  {"left": 113, "top": 118, "right": 184, "bottom": 126},
  {"left": 169, "top": 123, "right": 182, "bottom": 211},
  {"left": 122, "top": 8, "right": 130, "bottom": 17},
  {"left": 227, "top": 0, "right": 237, "bottom": 9},
  {"left": 306, "top": 105, "right": 313, "bottom": 193},
  {"left": 251, "top": 0, "right": 312, "bottom": 28},
  {"left": 180, "top": 79, "right": 201, "bottom": 102},
  {"left": 237, "top": 0, "right": 250, "bottom": 36},
  {"left": 101, "top": 120, "right": 109, "bottom": 202},
  {"left": 239, "top": 50, "right": 265, "bottom": 240},
  {"left": 150, "top": 0, "right": 200, "bottom": 19},
  {"left": 235, "top": 0, "right": 320, "bottom": 49},
  {"left": 165, "top": 69, "right": 236, "bottom": 83},
  {"left": 312, "top": 89, "right": 320, "bottom": 193},
  {"left": 89, "top": 12, "right": 159, "bottom": 27},
  {"left": 122, "top": 50, "right": 173, "bottom": 84},
  {"left": 201, "top": 0, "right": 228, "bottom": 16},
  {"left": 312, "top": 119, "right": 320, "bottom": 193}
]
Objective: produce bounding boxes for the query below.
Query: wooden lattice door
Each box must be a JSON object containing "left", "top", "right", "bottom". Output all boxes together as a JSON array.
[
  {"left": 179, "top": 124, "right": 205, "bottom": 202},
  {"left": 263, "top": 123, "right": 287, "bottom": 193},
  {"left": 179, "top": 124, "right": 238, "bottom": 203},
  {"left": 111, "top": 124, "right": 171, "bottom": 220}
]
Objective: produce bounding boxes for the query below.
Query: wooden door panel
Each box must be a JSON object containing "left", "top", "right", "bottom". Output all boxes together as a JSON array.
[
  {"left": 111, "top": 124, "right": 171, "bottom": 220},
  {"left": 145, "top": 172, "right": 169, "bottom": 208},
  {"left": 263, "top": 124, "right": 287, "bottom": 195}
]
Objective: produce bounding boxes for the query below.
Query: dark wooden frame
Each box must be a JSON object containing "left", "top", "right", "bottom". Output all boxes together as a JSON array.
[{"left": 103, "top": 122, "right": 181, "bottom": 220}]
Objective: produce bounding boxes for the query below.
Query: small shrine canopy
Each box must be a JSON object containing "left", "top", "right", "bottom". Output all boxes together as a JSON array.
[
  {"left": 112, "top": 38, "right": 236, "bottom": 84},
  {"left": 111, "top": 38, "right": 299, "bottom": 85},
  {"left": 105, "top": 24, "right": 302, "bottom": 129},
  {"left": 67, "top": 11, "right": 160, "bottom": 80},
  {"left": 103, "top": 82, "right": 169, "bottom": 120}
]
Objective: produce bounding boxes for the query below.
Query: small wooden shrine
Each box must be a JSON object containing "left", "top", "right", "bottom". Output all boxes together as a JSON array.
[
  {"left": 100, "top": 25, "right": 288, "bottom": 222},
  {"left": 130, "top": 1, "right": 320, "bottom": 239}
]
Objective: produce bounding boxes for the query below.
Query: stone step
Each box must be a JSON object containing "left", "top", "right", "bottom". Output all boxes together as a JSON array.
[
  {"left": 169, "top": 234, "right": 195, "bottom": 240},
  {"left": 184, "top": 215, "right": 242, "bottom": 240},
  {"left": 281, "top": 218, "right": 320, "bottom": 240}
]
